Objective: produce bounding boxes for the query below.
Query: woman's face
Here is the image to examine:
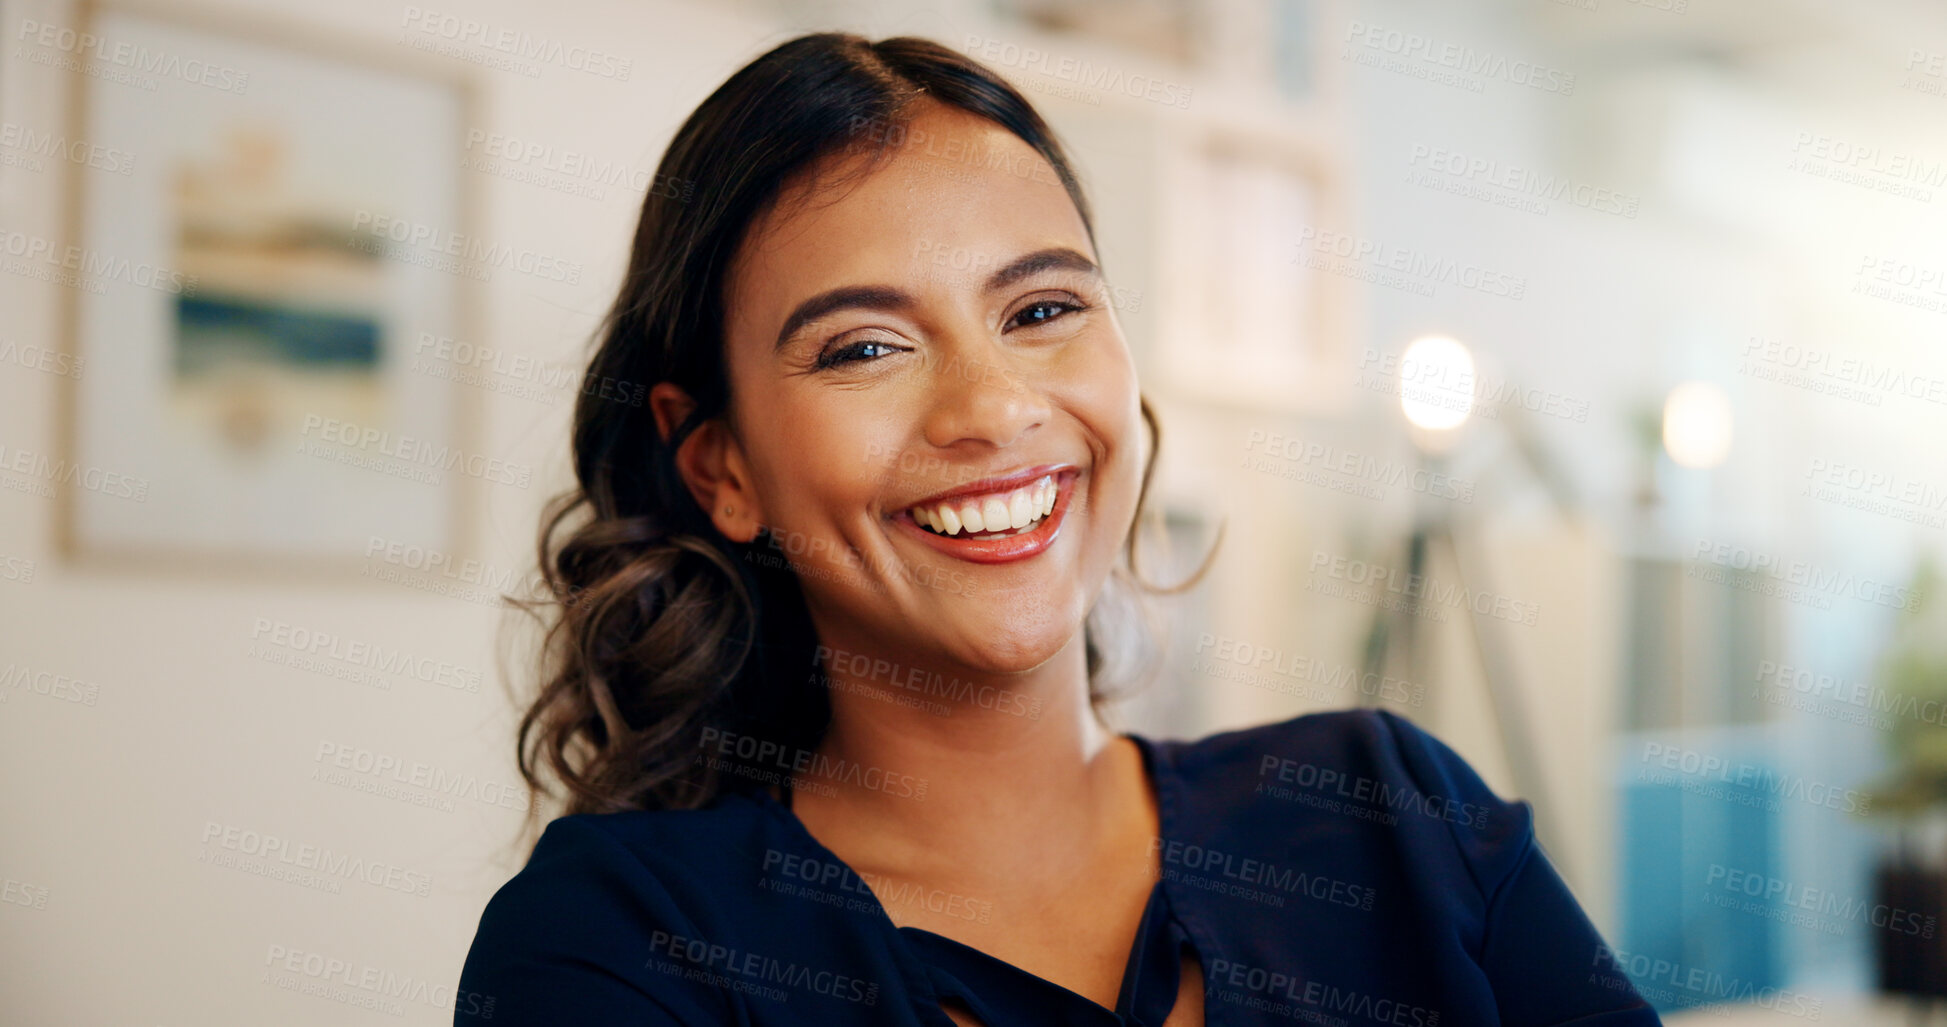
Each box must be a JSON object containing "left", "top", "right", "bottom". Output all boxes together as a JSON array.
[{"left": 711, "top": 98, "right": 1144, "bottom": 677}]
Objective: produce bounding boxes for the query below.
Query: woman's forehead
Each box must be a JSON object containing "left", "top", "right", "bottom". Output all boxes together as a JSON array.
[{"left": 723, "top": 104, "right": 1091, "bottom": 339}]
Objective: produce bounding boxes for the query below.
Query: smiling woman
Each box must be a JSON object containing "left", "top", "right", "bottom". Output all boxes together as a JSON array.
[{"left": 454, "top": 32, "right": 1663, "bottom": 1027}]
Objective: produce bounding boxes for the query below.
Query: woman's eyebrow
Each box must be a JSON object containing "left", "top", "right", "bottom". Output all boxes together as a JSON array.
[
  {"left": 773, "top": 285, "right": 911, "bottom": 351},
  {"left": 985, "top": 246, "right": 1101, "bottom": 293},
  {"left": 772, "top": 247, "right": 1103, "bottom": 352}
]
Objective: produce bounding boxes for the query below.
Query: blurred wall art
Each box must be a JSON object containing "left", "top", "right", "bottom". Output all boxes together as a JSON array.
[{"left": 59, "top": 2, "right": 475, "bottom": 571}]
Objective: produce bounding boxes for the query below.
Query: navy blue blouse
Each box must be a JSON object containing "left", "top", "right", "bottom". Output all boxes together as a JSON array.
[{"left": 454, "top": 709, "right": 1663, "bottom": 1025}]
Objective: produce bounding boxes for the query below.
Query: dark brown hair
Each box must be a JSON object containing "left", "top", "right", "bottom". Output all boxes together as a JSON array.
[{"left": 507, "top": 32, "right": 1212, "bottom": 836}]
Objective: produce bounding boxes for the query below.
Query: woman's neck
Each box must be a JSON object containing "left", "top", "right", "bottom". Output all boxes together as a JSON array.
[{"left": 789, "top": 634, "right": 1149, "bottom": 883}]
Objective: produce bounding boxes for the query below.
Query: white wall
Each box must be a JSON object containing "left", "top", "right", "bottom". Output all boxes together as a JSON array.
[{"left": 0, "top": 1, "right": 791, "bottom": 1022}]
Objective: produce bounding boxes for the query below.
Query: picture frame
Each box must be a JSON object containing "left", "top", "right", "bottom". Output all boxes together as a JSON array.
[
  {"left": 1150, "top": 114, "right": 1353, "bottom": 414},
  {"left": 53, "top": 0, "right": 481, "bottom": 576}
]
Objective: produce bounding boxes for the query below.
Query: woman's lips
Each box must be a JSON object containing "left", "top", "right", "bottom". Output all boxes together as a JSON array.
[
  {"left": 894, "top": 469, "right": 1078, "bottom": 564},
  {"left": 910, "top": 475, "right": 1056, "bottom": 536}
]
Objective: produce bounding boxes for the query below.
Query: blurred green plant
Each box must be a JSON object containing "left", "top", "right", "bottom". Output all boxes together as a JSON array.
[{"left": 1862, "top": 556, "right": 1947, "bottom": 825}]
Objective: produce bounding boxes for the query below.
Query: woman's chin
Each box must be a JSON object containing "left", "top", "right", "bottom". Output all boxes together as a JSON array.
[{"left": 928, "top": 621, "right": 1078, "bottom": 677}]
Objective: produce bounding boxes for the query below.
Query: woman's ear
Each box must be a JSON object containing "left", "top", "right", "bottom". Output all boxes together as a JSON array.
[{"left": 649, "top": 382, "right": 763, "bottom": 542}]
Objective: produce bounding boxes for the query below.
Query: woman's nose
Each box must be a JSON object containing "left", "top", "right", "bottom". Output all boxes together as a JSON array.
[{"left": 919, "top": 336, "right": 1051, "bottom": 452}]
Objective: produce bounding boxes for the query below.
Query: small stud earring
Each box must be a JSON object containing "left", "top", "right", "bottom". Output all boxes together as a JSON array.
[{"left": 722, "top": 506, "right": 733, "bottom": 516}]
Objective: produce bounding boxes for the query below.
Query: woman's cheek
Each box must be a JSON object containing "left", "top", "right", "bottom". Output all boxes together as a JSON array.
[
  {"left": 1068, "top": 345, "right": 1140, "bottom": 451},
  {"left": 785, "top": 398, "right": 897, "bottom": 489}
]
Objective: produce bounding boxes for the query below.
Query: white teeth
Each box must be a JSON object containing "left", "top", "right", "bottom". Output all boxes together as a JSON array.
[
  {"left": 909, "top": 475, "right": 1060, "bottom": 537},
  {"left": 1008, "top": 491, "right": 1034, "bottom": 529}
]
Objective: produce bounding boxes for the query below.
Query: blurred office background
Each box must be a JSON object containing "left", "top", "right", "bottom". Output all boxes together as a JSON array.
[{"left": 4, "top": 0, "right": 1946, "bottom": 1021}]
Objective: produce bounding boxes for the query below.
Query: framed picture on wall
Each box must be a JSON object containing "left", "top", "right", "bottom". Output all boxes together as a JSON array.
[
  {"left": 56, "top": 1, "right": 479, "bottom": 574},
  {"left": 1151, "top": 120, "right": 1353, "bottom": 414}
]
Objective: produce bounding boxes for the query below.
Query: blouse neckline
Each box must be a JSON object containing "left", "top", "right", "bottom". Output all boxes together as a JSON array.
[{"left": 747, "top": 730, "right": 1205, "bottom": 1025}]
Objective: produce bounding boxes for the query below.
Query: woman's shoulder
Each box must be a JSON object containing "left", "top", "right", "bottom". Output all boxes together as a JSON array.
[
  {"left": 529, "top": 798, "right": 773, "bottom": 872},
  {"left": 1158, "top": 707, "right": 1510, "bottom": 805},
  {"left": 478, "top": 797, "right": 781, "bottom": 925},
  {"left": 454, "top": 798, "right": 808, "bottom": 1024},
  {"left": 1148, "top": 707, "right": 1536, "bottom": 902}
]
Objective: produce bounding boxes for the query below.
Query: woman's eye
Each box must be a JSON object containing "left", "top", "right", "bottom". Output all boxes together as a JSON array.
[
  {"left": 814, "top": 338, "right": 905, "bottom": 369},
  {"left": 1008, "top": 299, "right": 1085, "bottom": 330}
]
